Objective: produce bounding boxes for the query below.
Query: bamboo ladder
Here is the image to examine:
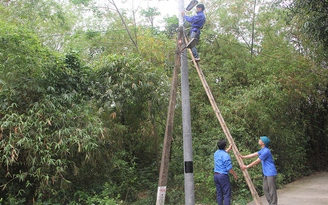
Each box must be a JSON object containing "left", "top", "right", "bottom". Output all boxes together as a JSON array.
[{"left": 184, "top": 35, "right": 263, "bottom": 205}]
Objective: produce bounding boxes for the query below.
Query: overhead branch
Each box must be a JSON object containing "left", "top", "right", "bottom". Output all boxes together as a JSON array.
[{"left": 108, "top": 0, "right": 138, "bottom": 51}]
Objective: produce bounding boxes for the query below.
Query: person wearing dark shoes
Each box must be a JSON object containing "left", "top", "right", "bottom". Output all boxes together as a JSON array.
[{"left": 181, "top": 4, "right": 206, "bottom": 61}]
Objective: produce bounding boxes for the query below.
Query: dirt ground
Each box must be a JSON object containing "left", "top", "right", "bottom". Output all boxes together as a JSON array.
[{"left": 247, "top": 172, "right": 328, "bottom": 205}]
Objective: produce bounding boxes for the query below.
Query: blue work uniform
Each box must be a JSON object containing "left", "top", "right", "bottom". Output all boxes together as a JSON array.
[
  {"left": 214, "top": 149, "right": 233, "bottom": 205},
  {"left": 184, "top": 10, "right": 206, "bottom": 33},
  {"left": 184, "top": 11, "right": 206, "bottom": 59},
  {"left": 258, "top": 147, "right": 278, "bottom": 205},
  {"left": 258, "top": 147, "right": 277, "bottom": 176}
]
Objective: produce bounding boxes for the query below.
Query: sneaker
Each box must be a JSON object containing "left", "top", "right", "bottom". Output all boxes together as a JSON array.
[{"left": 194, "top": 57, "right": 200, "bottom": 62}]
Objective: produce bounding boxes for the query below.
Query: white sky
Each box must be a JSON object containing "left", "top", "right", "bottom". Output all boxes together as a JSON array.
[
  {"left": 105, "top": 0, "right": 201, "bottom": 27},
  {"left": 116, "top": 0, "right": 178, "bottom": 14},
  {"left": 90, "top": 0, "right": 206, "bottom": 28},
  {"left": 131, "top": 0, "right": 179, "bottom": 17}
]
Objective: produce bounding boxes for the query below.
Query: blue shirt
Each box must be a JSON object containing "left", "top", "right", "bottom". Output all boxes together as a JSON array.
[
  {"left": 184, "top": 11, "right": 206, "bottom": 32},
  {"left": 214, "top": 149, "right": 233, "bottom": 174},
  {"left": 258, "top": 147, "right": 277, "bottom": 176}
]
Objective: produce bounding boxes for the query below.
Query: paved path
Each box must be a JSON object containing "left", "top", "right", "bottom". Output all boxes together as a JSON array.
[{"left": 247, "top": 172, "right": 328, "bottom": 205}]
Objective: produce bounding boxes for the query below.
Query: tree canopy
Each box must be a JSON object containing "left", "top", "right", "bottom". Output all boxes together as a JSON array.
[{"left": 0, "top": 0, "right": 327, "bottom": 204}]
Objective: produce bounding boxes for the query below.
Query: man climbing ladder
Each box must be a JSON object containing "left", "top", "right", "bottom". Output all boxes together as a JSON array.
[{"left": 181, "top": 3, "right": 206, "bottom": 62}]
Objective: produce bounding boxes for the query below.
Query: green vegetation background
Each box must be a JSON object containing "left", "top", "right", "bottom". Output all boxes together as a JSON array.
[{"left": 0, "top": 0, "right": 327, "bottom": 204}]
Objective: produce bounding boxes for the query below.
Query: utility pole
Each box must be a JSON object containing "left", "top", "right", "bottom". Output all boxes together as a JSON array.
[
  {"left": 179, "top": 0, "right": 195, "bottom": 204},
  {"left": 181, "top": 40, "right": 195, "bottom": 205},
  {"left": 156, "top": 28, "right": 183, "bottom": 205},
  {"left": 157, "top": 1, "right": 195, "bottom": 204}
]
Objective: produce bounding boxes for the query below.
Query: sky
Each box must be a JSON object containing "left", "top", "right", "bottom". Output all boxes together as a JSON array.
[
  {"left": 91, "top": 0, "right": 205, "bottom": 28},
  {"left": 132, "top": 0, "right": 179, "bottom": 17},
  {"left": 109, "top": 0, "right": 199, "bottom": 27}
]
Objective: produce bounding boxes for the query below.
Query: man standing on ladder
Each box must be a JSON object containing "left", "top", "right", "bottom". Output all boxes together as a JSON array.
[{"left": 181, "top": 3, "right": 206, "bottom": 62}]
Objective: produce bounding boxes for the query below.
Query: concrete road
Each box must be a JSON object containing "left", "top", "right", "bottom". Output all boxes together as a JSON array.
[{"left": 247, "top": 172, "right": 328, "bottom": 205}]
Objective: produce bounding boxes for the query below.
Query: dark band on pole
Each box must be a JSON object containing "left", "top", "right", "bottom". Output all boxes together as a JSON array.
[{"left": 184, "top": 161, "right": 193, "bottom": 173}]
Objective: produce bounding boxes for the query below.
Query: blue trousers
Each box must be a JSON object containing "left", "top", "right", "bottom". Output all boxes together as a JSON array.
[
  {"left": 189, "top": 31, "right": 200, "bottom": 58},
  {"left": 214, "top": 173, "right": 231, "bottom": 205}
]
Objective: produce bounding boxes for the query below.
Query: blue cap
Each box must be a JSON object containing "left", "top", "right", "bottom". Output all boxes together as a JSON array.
[{"left": 260, "top": 136, "right": 270, "bottom": 147}]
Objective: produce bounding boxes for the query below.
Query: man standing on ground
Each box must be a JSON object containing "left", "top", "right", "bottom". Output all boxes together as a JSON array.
[
  {"left": 181, "top": 3, "right": 206, "bottom": 62},
  {"left": 214, "top": 139, "right": 238, "bottom": 205},
  {"left": 240, "top": 136, "right": 278, "bottom": 205}
]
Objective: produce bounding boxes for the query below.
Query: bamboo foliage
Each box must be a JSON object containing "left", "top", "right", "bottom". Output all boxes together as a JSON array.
[{"left": 0, "top": 0, "right": 328, "bottom": 204}]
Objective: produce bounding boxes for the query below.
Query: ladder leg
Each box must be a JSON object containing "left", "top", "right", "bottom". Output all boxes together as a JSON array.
[{"left": 184, "top": 35, "right": 263, "bottom": 205}]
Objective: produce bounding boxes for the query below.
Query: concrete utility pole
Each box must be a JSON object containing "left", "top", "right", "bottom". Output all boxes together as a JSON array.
[
  {"left": 156, "top": 1, "right": 196, "bottom": 204},
  {"left": 181, "top": 41, "right": 195, "bottom": 205},
  {"left": 179, "top": 0, "right": 195, "bottom": 204}
]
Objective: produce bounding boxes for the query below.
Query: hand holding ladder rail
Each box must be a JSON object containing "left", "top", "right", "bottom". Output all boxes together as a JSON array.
[{"left": 185, "top": 35, "right": 263, "bottom": 205}]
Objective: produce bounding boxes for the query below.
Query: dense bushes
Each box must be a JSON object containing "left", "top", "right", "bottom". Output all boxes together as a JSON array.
[
  {"left": 1, "top": 1, "right": 328, "bottom": 204},
  {"left": 0, "top": 20, "right": 166, "bottom": 204}
]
